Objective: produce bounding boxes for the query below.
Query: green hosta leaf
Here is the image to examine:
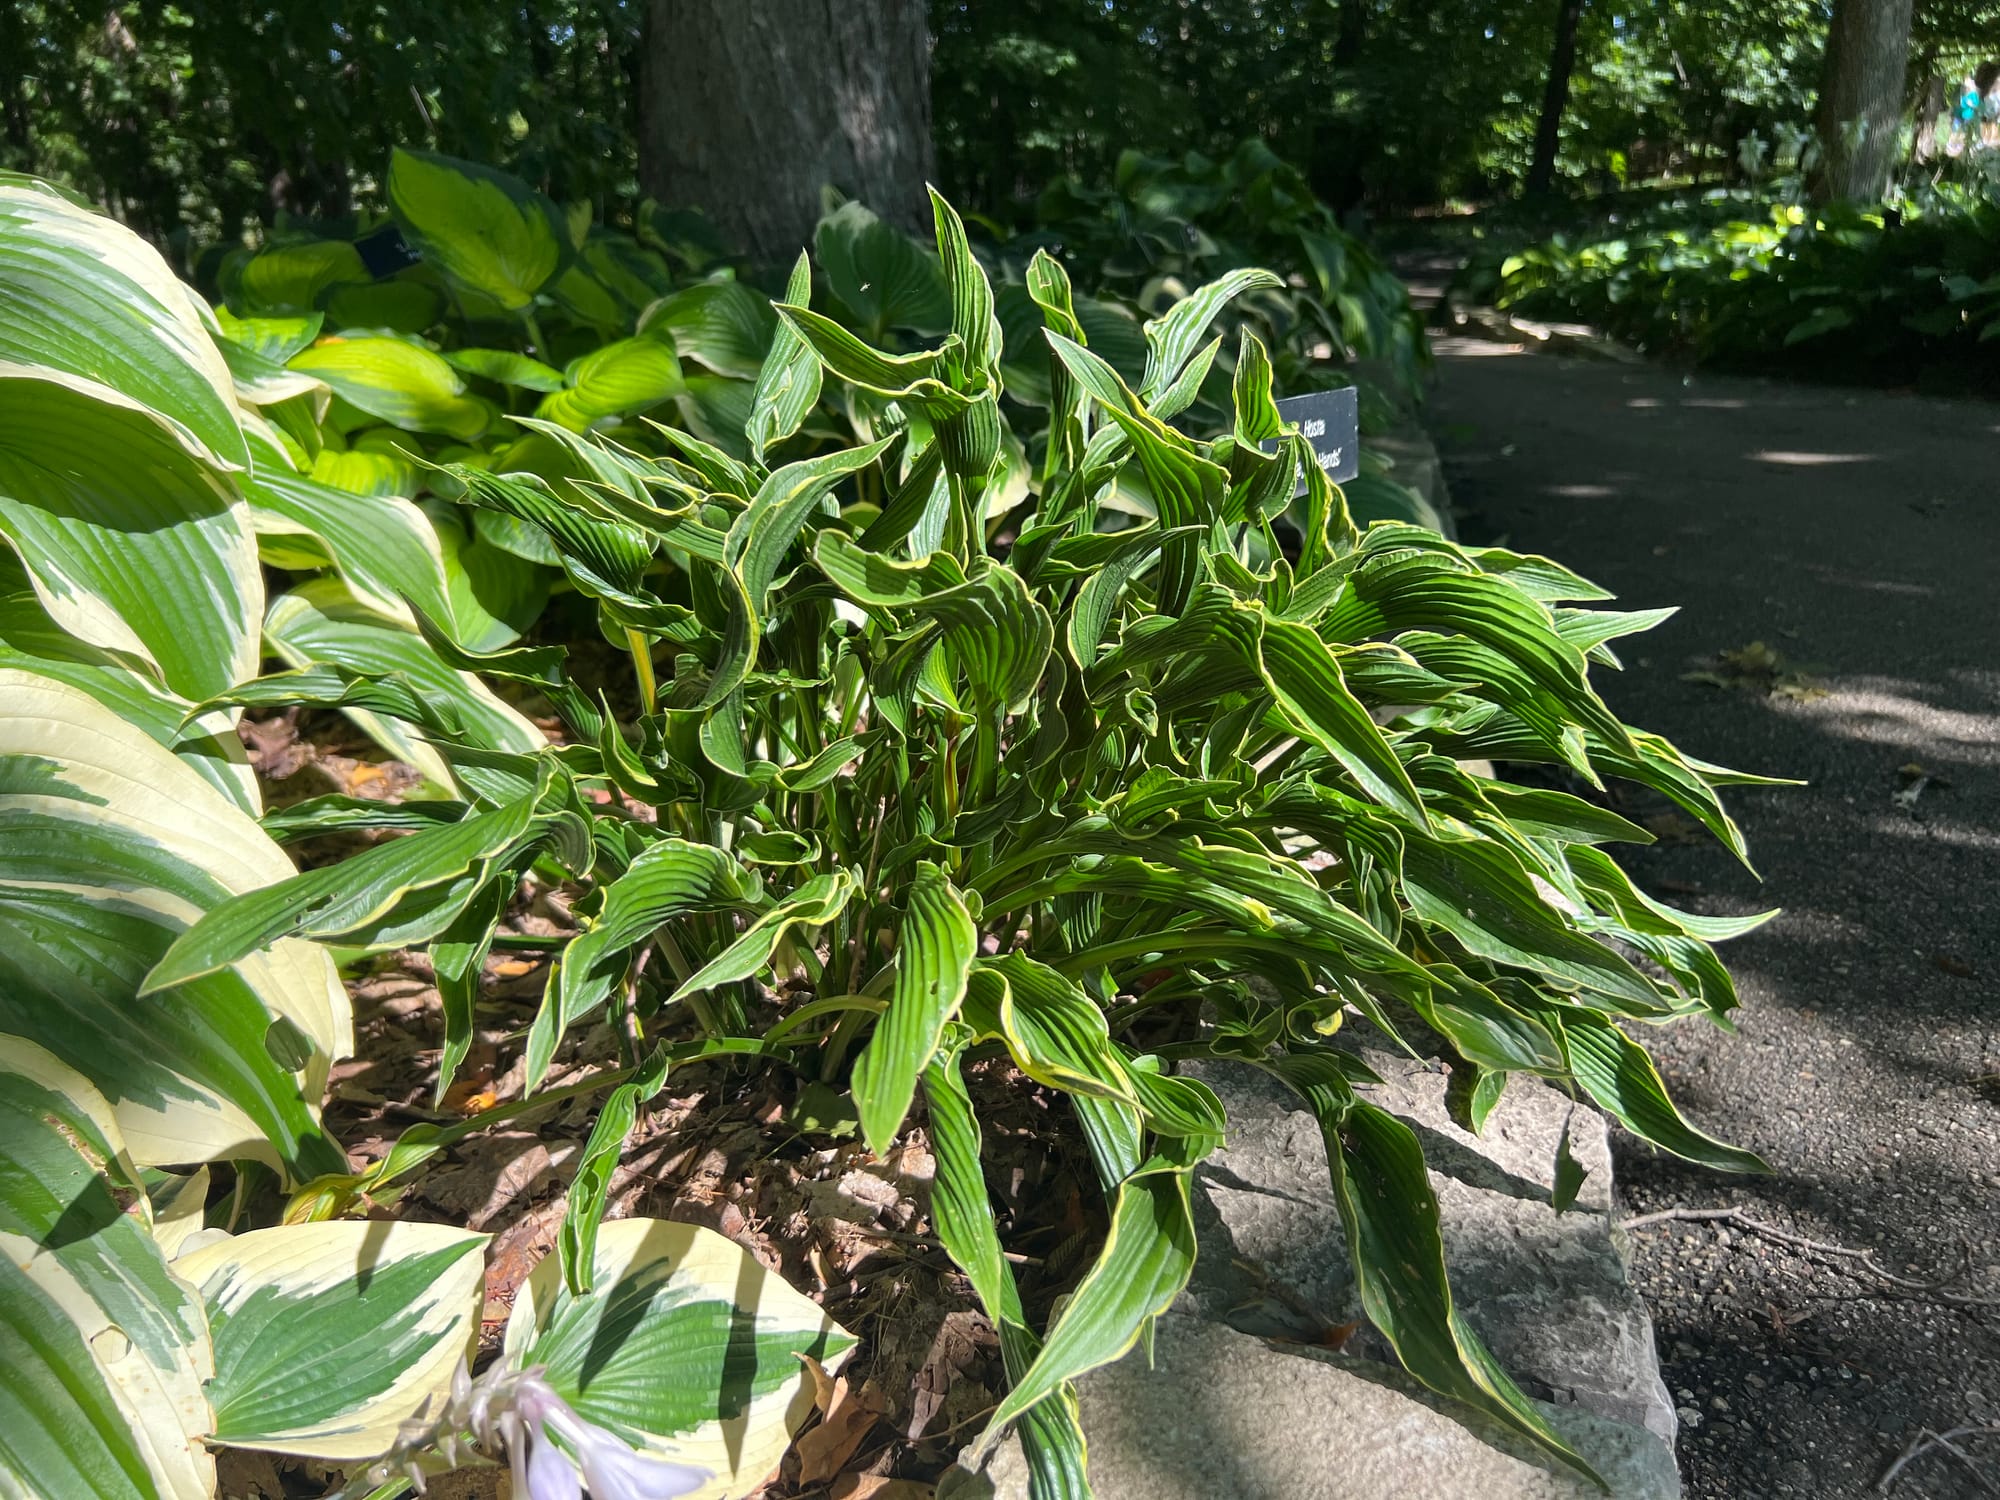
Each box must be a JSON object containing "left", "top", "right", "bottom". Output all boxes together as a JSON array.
[
  {"left": 0, "top": 370, "right": 262, "bottom": 700},
  {"left": 973, "top": 1151, "right": 1196, "bottom": 1457},
  {"left": 929, "top": 187, "right": 1001, "bottom": 382},
  {"left": 0, "top": 177, "right": 248, "bottom": 469},
  {"left": 815, "top": 199, "right": 951, "bottom": 340},
  {"left": 445, "top": 347, "right": 565, "bottom": 392},
  {"left": 1555, "top": 1014, "right": 1769, "bottom": 1172},
  {"left": 1257, "top": 614, "right": 1428, "bottom": 826},
  {"left": 1399, "top": 830, "right": 1665, "bottom": 1012},
  {"left": 425, "top": 500, "right": 551, "bottom": 652},
  {"left": 448, "top": 466, "right": 652, "bottom": 597},
  {"left": 747, "top": 252, "right": 821, "bottom": 462},
  {"left": 323, "top": 279, "right": 444, "bottom": 335},
  {"left": 923, "top": 1042, "right": 1091, "bottom": 1498},
  {"left": 504, "top": 1219, "right": 856, "bottom": 1489},
  {"left": 1140, "top": 267, "right": 1282, "bottom": 402},
  {"left": 638, "top": 280, "right": 777, "bottom": 381},
  {"left": 771, "top": 303, "right": 971, "bottom": 414},
  {"left": 853, "top": 861, "right": 977, "bottom": 1153},
  {"left": 0, "top": 670, "right": 349, "bottom": 1170},
  {"left": 387, "top": 147, "right": 568, "bottom": 311},
  {"left": 232, "top": 240, "right": 369, "bottom": 317},
  {"left": 176, "top": 1219, "right": 486, "bottom": 1459},
  {"left": 1268, "top": 1057, "right": 1594, "bottom": 1480},
  {"left": 560, "top": 1049, "right": 670, "bottom": 1296},
  {"left": 538, "top": 337, "right": 686, "bottom": 431},
  {"left": 143, "top": 781, "right": 550, "bottom": 993},
  {"left": 664, "top": 870, "right": 859, "bottom": 1007},
  {"left": 0, "top": 1038, "right": 216, "bottom": 1500},
  {"left": 288, "top": 337, "right": 491, "bottom": 441}
]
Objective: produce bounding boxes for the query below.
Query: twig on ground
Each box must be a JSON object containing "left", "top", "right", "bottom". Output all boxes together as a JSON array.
[
  {"left": 1876, "top": 1423, "right": 2000, "bottom": 1494},
  {"left": 1619, "top": 1206, "right": 2000, "bottom": 1308}
]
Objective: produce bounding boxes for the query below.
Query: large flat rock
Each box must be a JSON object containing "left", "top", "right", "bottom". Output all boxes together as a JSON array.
[
  {"left": 941, "top": 1053, "right": 1680, "bottom": 1499},
  {"left": 945, "top": 1311, "right": 1679, "bottom": 1500}
]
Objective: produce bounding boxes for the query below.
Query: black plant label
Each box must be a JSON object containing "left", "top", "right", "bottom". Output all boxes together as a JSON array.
[{"left": 1267, "top": 387, "right": 1360, "bottom": 491}]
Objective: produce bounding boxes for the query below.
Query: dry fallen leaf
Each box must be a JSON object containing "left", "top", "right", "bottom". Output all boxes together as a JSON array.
[
  {"left": 831, "top": 1478, "right": 933, "bottom": 1500},
  {"left": 793, "top": 1365, "right": 888, "bottom": 1485}
]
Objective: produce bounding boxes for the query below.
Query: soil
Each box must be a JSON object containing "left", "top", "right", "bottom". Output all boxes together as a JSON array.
[{"left": 1426, "top": 332, "right": 2000, "bottom": 1499}]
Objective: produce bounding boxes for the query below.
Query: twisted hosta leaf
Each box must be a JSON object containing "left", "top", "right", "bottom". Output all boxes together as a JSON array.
[
  {"left": 663, "top": 870, "right": 859, "bottom": 1008},
  {"left": 0, "top": 370, "right": 262, "bottom": 701},
  {"left": 924, "top": 1042, "right": 1090, "bottom": 1500},
  {"left": 175, "top": 1219, "right": 486, "bottom": 1459},
  {"left": 0, "top": 177, "right": 247, "bottom": 470},
  {"left": 504, "top": 1219, "right": 856, "bottom": 1500},
  {"left": 972, "top": 1148, "right": 1197, "bottom": 1458},
  {"left": 387, "top": 147, "right": 568, "bottom": 312},
  {"left": 529, "top": 840, "right": 759, "bottom": 1088},
  {"left": 1266, "top": 1054, "right": 1595, "bottom": 1482},
  {"left": 747, "top": 252, "right": 822, "bottom": 462},
  {"left": 852, "top": 860, "right": 977, "bottom": 1152},
  {"left": 1553, "top": 1013, "right": 1770, "bottom": 1172},
  {"left": 143, "top": 778, "right": 557, "bottom": 993},
  {"left": 1139, "top": 267, "right": 1284, "bottom": 401},
  {"left": 287, "top": 337, "right": 491, "bottom": 441},
  {"left": 0, "top": 1038, "right": 215, "bottom": 1500},
  {"left": 0, "top": 671, "right": 348, "bottom": 1170}
]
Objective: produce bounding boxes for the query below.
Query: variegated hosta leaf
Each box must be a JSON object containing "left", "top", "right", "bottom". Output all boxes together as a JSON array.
[
  {"left": 0, "top": 563, "right": 258, "bottom": 815},
  {"left": 264, "top": 578, "right": 544, "bottom": 792},
  {"left": 0, "top": 368, "right": 263, "bottom": 702},
  {"left": 0, "top": 670, "right": 349, "bottom": 1171},
  {"left": 0, "top": 1037, "right": 216, "bottom": 1500},
  {"left": 0, "top": 177, "right": 247, "bottom": 471},
  {"left": 174, "top": 1219, "right": 487, "bottom": 1460},
  {"left": 504, "top": 1219, "right": 856, "bottom": 1500},
  {"left": 238, "top": 421, "right": 460, "bottom": 633}
]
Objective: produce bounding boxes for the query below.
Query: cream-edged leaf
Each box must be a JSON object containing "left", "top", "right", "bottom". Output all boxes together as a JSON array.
[
  {"left": 504, "top": 1219, "right": 855, "bottom": 1500},
  {"left": 176, "top": 1220, "right": 487, "bottom": 1460},
  {"left": 0, "top": 1037, "right": 216, "bottom": 1500},
  {"left": 0, "top": 670, "right": 350, "bottom": 1171}
]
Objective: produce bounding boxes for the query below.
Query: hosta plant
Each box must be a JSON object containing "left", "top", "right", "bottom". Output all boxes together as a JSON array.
[
  {"left": 134, "top": 190, "right": 1781, "bottom": 1491},
  {"left": 0, "top": 179, "right": 850, "bottom": 1499}
]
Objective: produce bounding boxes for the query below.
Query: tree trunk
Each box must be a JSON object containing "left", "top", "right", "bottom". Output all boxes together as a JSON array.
[
  {"left": 1524, "top": 0, "right": 1587, "bottom": 196},
  {"left": 1809, "top": 0, "right": 1915, "bottom": 201},
  {"left": 639, "top": 0, "right": 934, "bottom": 265}
]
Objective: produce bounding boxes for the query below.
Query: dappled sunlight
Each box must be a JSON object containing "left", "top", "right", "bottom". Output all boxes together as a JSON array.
[
  {"left": 1430, "top": 335, "right": 1529, "bottom": 357},
  {"left": 1747, "top": 449, "right": 1880, "bottom": 466},
  {"left": 1545, "top": 482, "right": 1619, "bottom": 498}
]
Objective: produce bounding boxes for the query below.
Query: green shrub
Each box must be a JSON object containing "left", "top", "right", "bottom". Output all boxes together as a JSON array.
[
  {"left": 1, "top": 170, "right": 1781, "bottom": 1495},
  {"left": 1454, "top": 184, "right": 2000, "bottom": 377}
]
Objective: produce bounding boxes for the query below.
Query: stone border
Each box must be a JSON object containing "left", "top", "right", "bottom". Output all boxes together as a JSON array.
[{"left": 942, "top": 1055, "right": 1681, "bottom": 1499}]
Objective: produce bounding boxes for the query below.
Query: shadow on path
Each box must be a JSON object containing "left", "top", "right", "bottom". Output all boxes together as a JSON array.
[{"left": 1428, "top": 346, "right": 2000, "bottom": 1500}]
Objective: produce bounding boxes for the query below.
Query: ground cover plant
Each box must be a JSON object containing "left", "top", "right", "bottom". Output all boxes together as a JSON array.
[
  {"left": 0, "top": 165, "right": 1784, "bottom": 1498},
  {"left": 1452, "top": 183, "right": 2000, "bottom": 383}
]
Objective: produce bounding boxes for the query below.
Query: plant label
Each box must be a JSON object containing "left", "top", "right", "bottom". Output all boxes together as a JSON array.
[
  {"left": 355, "top": 224, "right": 423, "bottom": 279},
  {"left": 1266, "top": 387, "right": 1360, "bottom": 492}
]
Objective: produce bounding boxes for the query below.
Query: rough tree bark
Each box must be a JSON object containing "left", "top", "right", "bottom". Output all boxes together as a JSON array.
[
  {"left": 1809, "top": 0, "right": 1915, "bottom": 202},
  {"left": 1524, "top": 0, "right": 1587, "bottom": 196},
  {"left": 639, "top": 0, "right": 935, "bottom": 264}
]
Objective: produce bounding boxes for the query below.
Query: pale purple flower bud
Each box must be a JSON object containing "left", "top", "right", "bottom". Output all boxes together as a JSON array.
[{"left": 524, "top": 1430, "right": 583, "bottom": 1500}]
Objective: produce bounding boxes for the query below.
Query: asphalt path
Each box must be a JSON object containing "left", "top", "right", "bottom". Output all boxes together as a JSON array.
[{"left": 1427, "top": 339, "right": 2000, "bottom": 1499}]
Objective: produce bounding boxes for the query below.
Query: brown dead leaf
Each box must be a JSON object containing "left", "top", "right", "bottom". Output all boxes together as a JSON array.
[
  {"left": 793, "top": 1369, "right": 888, "bottom": 1485},
  {"left": 831, "top": 1478, "right": 933, "bottom": 1500},
  {"left": 1933, "top": 953, "right": 1976, "bottom": 979}
]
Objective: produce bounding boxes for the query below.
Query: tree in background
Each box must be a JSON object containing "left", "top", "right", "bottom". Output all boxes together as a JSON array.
[
  {"left": 639, "top": 0, "right": 933, "bottom": 262},
  {"left": 1810, "top": 0, "right": 1917, "bottom": 200},
  {"left": 1525, "top": 0, "right": 1589, "bottom": 195}
]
